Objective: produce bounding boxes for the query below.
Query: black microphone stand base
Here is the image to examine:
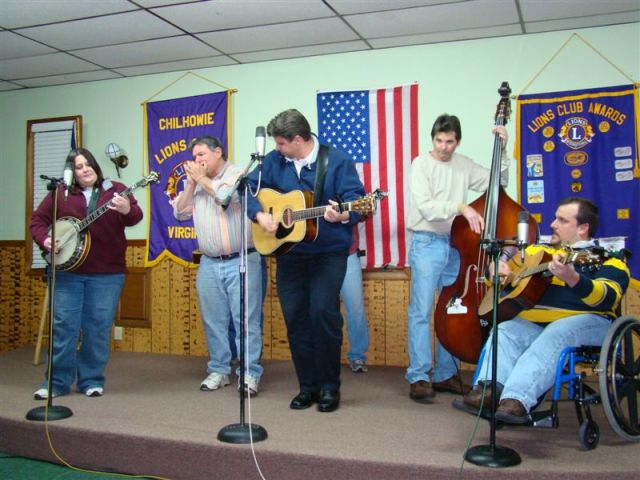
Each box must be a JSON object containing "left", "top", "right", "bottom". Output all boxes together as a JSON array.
[
  {"left": 218, "top": 422, "right": 268, "bottom": 444},
  {"left": 26, "top": 405, "right": 73, "bottom": 422},
  {"left": 465, "top": 444, "right": 521, "bottom": 468}
]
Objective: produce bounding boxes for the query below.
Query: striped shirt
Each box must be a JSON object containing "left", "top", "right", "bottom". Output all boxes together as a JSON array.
[
  {"left": 518, "top": 243, "right": 630, "bottom": 323},
  {"left": 173, "top": 162, "right": 254, "bottom": 257}
]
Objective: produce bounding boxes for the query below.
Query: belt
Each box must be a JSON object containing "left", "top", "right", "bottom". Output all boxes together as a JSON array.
[{"left": 209, "top": 248, "right": 256, "bottom": 261}]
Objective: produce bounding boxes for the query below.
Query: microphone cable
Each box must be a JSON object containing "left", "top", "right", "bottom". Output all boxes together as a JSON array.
[
  {"left": 456, "top": 359, "right": 493, "bottom": 480},
  {"left": 242, "top": 194, "right": 269, "bottom": 480},
  {"left": 36, "top": 190, "right": 169, "bottom": 480}
]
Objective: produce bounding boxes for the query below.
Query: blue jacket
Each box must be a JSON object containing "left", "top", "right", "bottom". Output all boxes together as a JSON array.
[{"left": 247, "top": 142, "right": 365, "bottom": 254}]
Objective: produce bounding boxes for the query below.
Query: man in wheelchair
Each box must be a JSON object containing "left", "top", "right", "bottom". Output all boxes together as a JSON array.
[{"left": 458, "top": 196, "right": 631, "bottom": 424}]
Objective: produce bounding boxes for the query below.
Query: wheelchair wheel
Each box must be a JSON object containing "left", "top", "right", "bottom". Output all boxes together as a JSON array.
[
  {"left": 578, "top": 419, "right": 599, "bottom": 450},
  {"left": 598, "top": 315, "right": 640, "bottom": 442}
]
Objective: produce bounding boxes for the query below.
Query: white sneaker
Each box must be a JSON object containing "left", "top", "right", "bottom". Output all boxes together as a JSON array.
[
  {"left": 200, "top": 372, "right": 230, "bottom": 391},
  {"left": 33, "top": 388, "right": 56, "bottom": 400},
  {"left": 85, "top": 387, "right": 104, "bottom": 397},
  {"left": 238, "top": 375, "right": 260, "bottom": 396},
  {"left": 349, "top": 359, "right": 368, "bottom": 373}
]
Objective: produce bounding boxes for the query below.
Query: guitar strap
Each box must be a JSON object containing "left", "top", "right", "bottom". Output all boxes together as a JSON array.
[
  {"left": 313, "top": 144, "right": 329, "bottom": 207},
  {"left": 87, "top": 186, "right": 100, "bottom": 213}
]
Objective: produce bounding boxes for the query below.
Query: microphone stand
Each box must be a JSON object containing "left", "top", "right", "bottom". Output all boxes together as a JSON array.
[
  {"left": 464, "top": 238, "right": 520, "bottom": 467},
  {"left": 218, "top": 153, "right": 267, "bottom": 443},
  {"left": 27, "top": 177, "right": 73, "bottom": 422}
]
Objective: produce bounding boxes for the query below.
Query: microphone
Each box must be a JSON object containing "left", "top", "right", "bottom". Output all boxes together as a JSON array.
[
  {"left": 255, "top": 126, "right": 266, "bottom": 160},
  {"left": 63, "top": 161, "right": 74, "bottom": 200},
  {"left": 517, "top": 210, "right": 530, "bottom": 260}
]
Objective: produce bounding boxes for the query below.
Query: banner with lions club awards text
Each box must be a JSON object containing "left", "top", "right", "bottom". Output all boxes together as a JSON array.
[
  {"left": 144, "top": 91, "right": 230, "bottom": 267},
  {"left": 515, "top": 84, "right": 640, "bottom": 281}
]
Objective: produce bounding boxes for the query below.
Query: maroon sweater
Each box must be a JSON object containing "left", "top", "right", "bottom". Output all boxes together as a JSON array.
[{"left": 30, "top": 180, "right": 143, "bottom": 273}]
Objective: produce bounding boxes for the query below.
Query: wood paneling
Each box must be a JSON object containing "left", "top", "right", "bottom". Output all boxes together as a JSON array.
[{"left": 3, "top": 241, "right": 639, "bottom": 372}]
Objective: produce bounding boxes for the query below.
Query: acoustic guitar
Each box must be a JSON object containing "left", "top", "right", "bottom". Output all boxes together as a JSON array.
[
  {"left": 477, "top": 248, "right": 603, "bottom": 323},
  {"left": 251, "top": 188, "right": 386, "bottom": 255},
  {"left": 44, "top": 172, "right": 160, "bottom": 271}
]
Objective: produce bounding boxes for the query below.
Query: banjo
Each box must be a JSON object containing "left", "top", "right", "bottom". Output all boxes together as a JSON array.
[{"left": 44, "top": 172, "right": 160, "bottom": 271}]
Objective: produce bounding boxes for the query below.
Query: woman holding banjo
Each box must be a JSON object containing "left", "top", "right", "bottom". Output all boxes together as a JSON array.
[{"left": 30, "top": 147, "right": 143, "bottom": 399}]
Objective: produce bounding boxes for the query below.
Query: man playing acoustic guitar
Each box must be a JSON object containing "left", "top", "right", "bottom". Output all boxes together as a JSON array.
[
  {"left": 247, "top": 109, "right": 365, "bottom": 413},
  {"left": 459, "top": 197, "right": 630, "bottom": 424}
]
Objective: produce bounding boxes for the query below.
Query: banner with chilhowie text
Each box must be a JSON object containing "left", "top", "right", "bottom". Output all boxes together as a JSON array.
[
  {"left": 317, "top": 84, "right": 419, "bottom": 269},
  {"left": 515, "top": 84, "right": 640, "bottom": 282},
  {"left": 144, "top": 91, "right": 230, "bottom": 267}
]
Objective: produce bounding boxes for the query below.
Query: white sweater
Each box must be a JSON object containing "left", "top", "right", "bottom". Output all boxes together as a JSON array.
[{"left": 407, "top": 151, "right": 509, "bottom": 234}]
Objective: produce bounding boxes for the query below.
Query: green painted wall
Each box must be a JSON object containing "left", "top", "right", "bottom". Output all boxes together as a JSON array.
[{"left": 1, "top": 23, "right": 638, "bottom": 240}]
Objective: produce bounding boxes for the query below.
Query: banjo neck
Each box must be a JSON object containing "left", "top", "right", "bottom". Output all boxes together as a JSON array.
[{"left": 77, "top": 179, "right": 147, "bottom": 231}]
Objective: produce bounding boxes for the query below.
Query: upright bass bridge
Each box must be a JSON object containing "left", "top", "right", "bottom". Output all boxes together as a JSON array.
[{"left": 445, "top": 264, "right": 478, "bottom": 314}]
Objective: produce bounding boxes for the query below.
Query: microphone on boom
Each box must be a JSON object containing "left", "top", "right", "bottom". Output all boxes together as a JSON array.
[
  {"left": 517, "top": 210, "right": 530, "bottom": 261},
  {"left": 63, "top": 161, "right": 74, "bottom": 200},
  {"left": 255, "top": 126, "right": 266, "bottom": 160}
]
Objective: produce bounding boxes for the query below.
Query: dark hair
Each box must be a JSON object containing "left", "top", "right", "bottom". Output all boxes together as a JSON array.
[
  {"left": 558, "top": 196, "right": 599, "bottom": 237},
  {"left": 267, "top": 109, "right": 311, "bottom": 141},
  {"left": 431, "top": 114, "right": 462, "bottom": 141},
  {"left": 190, "top": 136, "right": 226, "bottom": 160},
  {"left": 66, "top": 148, "right": 104, "bottom": 187}
]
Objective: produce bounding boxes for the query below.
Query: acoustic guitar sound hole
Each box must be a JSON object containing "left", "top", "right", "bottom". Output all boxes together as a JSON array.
[{"left": 281, "top": 208, "right": 293, "bottom": 228}]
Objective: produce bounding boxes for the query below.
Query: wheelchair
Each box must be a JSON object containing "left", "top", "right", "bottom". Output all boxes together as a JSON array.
[{"left": 465, "top": 315, "right": 640, "bottom": 450}]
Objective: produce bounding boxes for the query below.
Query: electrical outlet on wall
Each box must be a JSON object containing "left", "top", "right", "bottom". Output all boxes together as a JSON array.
[{"left": 114, "top": 326, "right": 123, "bottom": 341}]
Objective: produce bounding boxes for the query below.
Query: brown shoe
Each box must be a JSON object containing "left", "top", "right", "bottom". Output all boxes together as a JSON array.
[
  {"left": 463, "top": 384, "right": 494, "bottom": 410},
  {"left": 409, "top": 380, "right": 435, "bottom": 403},
  {"left": 433, "top": 374, "right": 471, "bottom": 395},
  {"left": 495, "top": 398, "right": 529, "bottom": 424}
]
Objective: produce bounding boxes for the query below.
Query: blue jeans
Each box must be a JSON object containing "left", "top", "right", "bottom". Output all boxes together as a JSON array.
[
  {"left": 196, "top": 252, "right": 263, "bottom": 380},
  {"left": 476, "top": 314, "right": 611, "bottom": 411},
  {"left": 229, "top": 255, "right": 268, "bottom": 358},
  {"left": 276, "top": 251, "right": 347, "bottom": 393},
  {"left": 42, "top": 271, "right": 125, "bottom": 394},
  {"left": 340, "top": 252, "right": 369, "bottom": 362},
  {"left": 405, "top": 231, "right": 460, "bottom": 384}
]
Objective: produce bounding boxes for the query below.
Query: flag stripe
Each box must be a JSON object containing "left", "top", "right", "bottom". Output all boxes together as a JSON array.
[
  {"left": 317, "top": 85, "right": 419, "bottom": 268},
  {"left": 376, "top": 89, "right": 392, "bottom": 265},
  {"left": 393, "top": 86, "right": 405, "bottom": 266}
]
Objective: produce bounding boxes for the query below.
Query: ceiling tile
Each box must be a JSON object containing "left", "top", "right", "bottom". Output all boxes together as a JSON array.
[
  {"left": 0, "top": 80, "right": 24, "bottom": 91},
  {"left": 112, "top": 56, "right": 237, "bottom": 76},
  {"left": 0, "top": 0, "right": 135, "bottom": 29},
  {"left": 17, "top": 11, "right": 184, "bottom": 50},
  {"left": 520, "top": 0, "right": 640, "bottom": 22},
  {"left": 345, "top": 0, "right": 519, "bottom": 38},
  {"left": 370, "top": 24, "right": 522, "bottom": 48},
  {"left": 0, "top": 0, "right": 637, "bottom": 89},
  {"left": 135, "top": 0, "right": 201, "bottom": 7},
  {"left": 327, "top": 0, "right": 461, "bottom": 15},
  {"left": 0, "top": 52, "right": 100, "bottom": 80},
  {"left": 0, "top": 31, "right": 56, "bottom": 60},
  {"left": 526, "top": 11, "right": 640, "bottom": 34},
  {"left": 197, "top": 18, "right": 358, "bottom": 54},
  {"left": 14, "top": 70, "right": 123, "bottom": 88},
  {"left": 72, "top": 36, "right": 221, "bottom": 68},
  {"left": 152, "top": 0, "right": 333, "bottom": 32},
  {"left": 232, "top": 40, "right": 369, "bottom": 63}
]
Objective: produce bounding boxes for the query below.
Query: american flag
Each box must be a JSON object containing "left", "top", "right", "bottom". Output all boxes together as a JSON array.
[{"left": 317, "top": 84, "right": 419, "bottom": 268}]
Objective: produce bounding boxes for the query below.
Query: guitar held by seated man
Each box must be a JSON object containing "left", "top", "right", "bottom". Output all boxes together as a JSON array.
[{"left": 478, "top": 245, "right": 606, "bottom": 323}]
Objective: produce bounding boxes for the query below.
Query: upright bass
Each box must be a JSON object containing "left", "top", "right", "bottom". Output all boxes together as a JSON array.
[{"left": 434, "top": 82, "right": 539, "bottom": 364}]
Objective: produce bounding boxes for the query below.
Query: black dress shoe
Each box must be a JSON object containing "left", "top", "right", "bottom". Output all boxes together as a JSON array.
[
  {"left": 317, "top": 390, "right": 340, "bottom": 412},
  {"left": 290, "top": 391, "right": 319, "bottom": 410}
]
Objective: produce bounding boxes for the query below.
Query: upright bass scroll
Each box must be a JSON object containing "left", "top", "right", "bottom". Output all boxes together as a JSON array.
[{"left": 433, "top": 82, "right": 539, "bottom": 364}]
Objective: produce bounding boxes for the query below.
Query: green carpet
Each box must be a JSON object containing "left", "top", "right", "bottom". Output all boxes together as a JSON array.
[{"left": 0, "top": 452, "right": 145, "bottom": 480}]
